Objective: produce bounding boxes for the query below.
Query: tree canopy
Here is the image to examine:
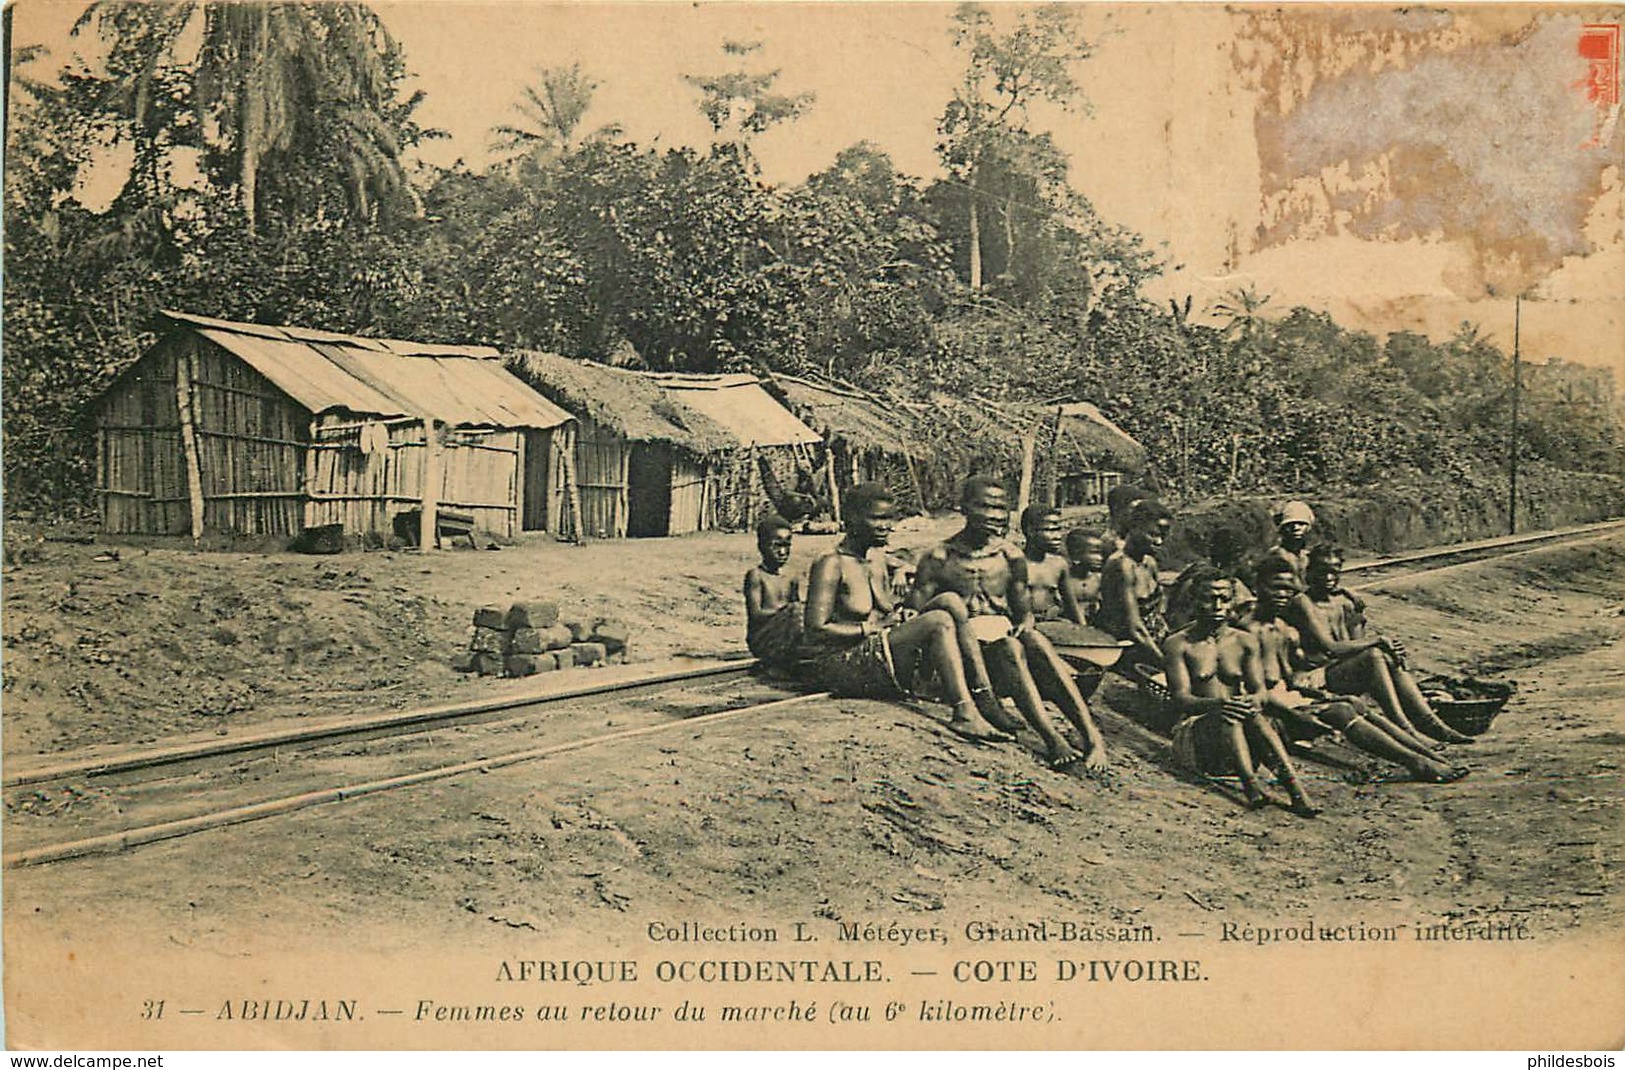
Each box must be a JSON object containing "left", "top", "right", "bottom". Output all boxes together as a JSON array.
[{"left": 4, "top": 1, "right": 1619, "bottom": 517}]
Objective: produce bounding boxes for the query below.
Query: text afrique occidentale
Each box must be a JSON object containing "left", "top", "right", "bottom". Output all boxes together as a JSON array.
[{"left": 494, "top": 918, "right": 1202, "bottom": 987}]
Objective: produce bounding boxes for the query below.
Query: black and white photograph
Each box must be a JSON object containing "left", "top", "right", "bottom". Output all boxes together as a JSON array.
[{"left": 3, "top": 0, "right": 1623, "bottom": 1050}]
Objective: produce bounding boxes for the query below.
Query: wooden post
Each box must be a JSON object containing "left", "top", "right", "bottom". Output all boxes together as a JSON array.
[
  {"left": 1509, "top": 294, "right": 1521, "bottom": 535},
  {"left": 514, "top": 430, "right": 526, "bottom": 534},
  {"left": 745, "top": 443, "right": 760, "bottom": 530},
  {"left": 96, "top": 427, "right": 107, "bottom": 531},
  {"left": 419, "top": 417, "right": 439, "bottom": 551},
  {"left": 1015, "top": 427, "right": 1037, "bottom": 520},
  {"left": 173, "top": 346, "right": 207, "bottom": 543},
  {"left": 903, "top": 451, "right": 927, "bottom": 517},
  {"left": 1043, "top": 405, "right": 1063, "bottom": 507},
  {"left": 561, "top": 441, "right": 586, "bottom": 544},
  {"left": 824, "top": 437, "right": 842, "bottom": 525}
]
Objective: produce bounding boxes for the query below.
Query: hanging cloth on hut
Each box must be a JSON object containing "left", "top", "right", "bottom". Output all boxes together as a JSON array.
[{"left": 359, "top": 421, "right": 391, "bottom": 455}]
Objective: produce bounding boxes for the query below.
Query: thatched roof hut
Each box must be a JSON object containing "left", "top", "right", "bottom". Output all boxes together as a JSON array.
[
  {"left": 513, "top": 352, "right": 738, "bottom": 455},
  {"left": 513, "top": 352, "right": 820, "bottom": 537}
]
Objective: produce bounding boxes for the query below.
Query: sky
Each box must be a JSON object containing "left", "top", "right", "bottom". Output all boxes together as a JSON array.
[{"left": 9, "top": 1, "right": 1624, "bottom": 377}]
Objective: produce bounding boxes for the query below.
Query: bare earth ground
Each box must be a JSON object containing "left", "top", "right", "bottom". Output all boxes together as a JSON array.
[
  {"left": 0, "top": 513, "right": 973, "bottom": 758},
  {"left": 3, "top": 525, "right": 1624, "bottom": 1048}
]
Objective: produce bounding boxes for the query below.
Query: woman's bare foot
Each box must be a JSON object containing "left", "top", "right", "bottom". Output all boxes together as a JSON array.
[
  {"left": 1242, "top": 783, "right": 1285, "bottom": 810},
  {"left": 946, "top": 702, "right": 1014, "bottom": 744},
  {"left": 1046, "top": 741, "right": 1088, "bottom": 773},
  {"left": 973, "top": 688, "right": 1026, "bottom": 735},
  {"left": 1415, "top": 760, "right": 1470, "bottom": 784}
]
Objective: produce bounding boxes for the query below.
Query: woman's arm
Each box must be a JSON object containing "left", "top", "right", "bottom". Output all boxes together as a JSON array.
[
  {"left": 1056, "top": 561, "right": 1085, "bottom": 625},
  {"left": 1289, "top": 593, "right": 1382, "bottom": 659}
]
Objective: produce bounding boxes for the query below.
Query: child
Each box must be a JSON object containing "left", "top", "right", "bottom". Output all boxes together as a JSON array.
[
  {"left": 744, "top": 515, "right": 804, "bottom": 671},
  {"left": 1021, "top": 506, "right": 1085, "bottom": 625},
  {"left": 1064, "top": 528, "right": 1105, "bottom": 624}
]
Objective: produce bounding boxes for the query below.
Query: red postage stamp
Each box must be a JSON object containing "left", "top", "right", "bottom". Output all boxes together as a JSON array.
[{"left": 1579, "top": 23, "right": 1621, "bottom": 146}]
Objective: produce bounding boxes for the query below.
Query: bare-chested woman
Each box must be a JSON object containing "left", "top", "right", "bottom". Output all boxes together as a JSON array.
[
  {"left": 1286, "top": 544, "right": 1473, "bottom": 745},
  {"left": 1096, "top": 498, "right": 1172, "bottom": 673},
  {"left": 803, "top": 482, "right": 1011, "bottom": 743},
  {"left": 1162, "top": 566, "right": 1319, "bottom": 816},
  {"left": 1250, "top": 556, "right": 1469, "bottom": 783}
]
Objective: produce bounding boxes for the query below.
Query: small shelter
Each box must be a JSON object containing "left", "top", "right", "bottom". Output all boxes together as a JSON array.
[
  {"left": 772, "top": 373, "right": 932, "bottom": 513},
  {"left": 96, "top": 311, "right": 576, "bottom": 542},
  {"left": 1018, "top": 400, "right": 1148, "bottom": 507},
  {"left": 514, "top": 353, "right": 822, "bottom": 538}
]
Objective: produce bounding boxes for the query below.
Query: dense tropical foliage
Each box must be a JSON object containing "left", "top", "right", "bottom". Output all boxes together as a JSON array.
[{"left": 5, "top": 3, "right": 1619, "bottom": 517}]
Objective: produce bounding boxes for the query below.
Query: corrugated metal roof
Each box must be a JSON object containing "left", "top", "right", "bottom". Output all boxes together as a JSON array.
[
  {"left": 658, "top": 377, "right": 821, "bottom": 447},
  {"left": 163, "top": 311, "right": 571, "bottom": 429}
]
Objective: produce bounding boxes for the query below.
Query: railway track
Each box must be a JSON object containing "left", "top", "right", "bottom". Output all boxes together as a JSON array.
[{"left": 6, "top": 516, "right": 1623, "bottom": 868}]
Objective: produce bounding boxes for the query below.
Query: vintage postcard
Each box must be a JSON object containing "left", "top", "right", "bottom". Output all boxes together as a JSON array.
[{"left": 4, "top": 0, "right": 1623, "bottom": 1051}]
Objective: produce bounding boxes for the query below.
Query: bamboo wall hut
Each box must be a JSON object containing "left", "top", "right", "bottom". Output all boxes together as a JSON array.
[
  {"left": 96, "top": 311, "right": 575, "bottom": 542},
  {"left": 513, "top": 353, "right": 821, "bottom": 538}
]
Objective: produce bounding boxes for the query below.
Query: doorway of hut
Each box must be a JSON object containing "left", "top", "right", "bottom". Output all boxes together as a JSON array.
[
  {"left": 627, "top": 445, "right": 674, "bottom": 537},
  {"left": 521, "top": 429, "right": 551, "bottom": 532}
]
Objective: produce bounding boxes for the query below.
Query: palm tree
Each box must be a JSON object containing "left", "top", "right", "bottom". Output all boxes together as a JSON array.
[
  {"left": 491, "top": 63, "right": 621, "bottom": 169},
  {"left": 1212, "top": 284, "right": 1273, "bottom": 346},
  {"left": 73, "top": 1, "right": 416, "bottom": 233}
]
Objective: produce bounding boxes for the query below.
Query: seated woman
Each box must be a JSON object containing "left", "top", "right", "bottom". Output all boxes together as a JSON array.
[
  {"left": 1162, "top": 565, "right": 1319, "bottom": 816},
  {"left": 1251, "top": 555, "right": 1469, "bottom": 783},
  {"left": 1095, "top": 498, "right": 1173, "bottom": 675},
  {"left": 802, "top": 482, "right": 1011, "bottom": 743},
  {"left": 912, "top": 479, "right": 1108, "bottom": 774},
  {"left": 1286, "top": 545, "right": 1473, "bottom": 745}
]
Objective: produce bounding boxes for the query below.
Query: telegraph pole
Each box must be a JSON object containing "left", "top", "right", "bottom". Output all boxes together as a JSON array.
[{"left": 1509, "top": 295, "right": 1521, "bottom": 535}]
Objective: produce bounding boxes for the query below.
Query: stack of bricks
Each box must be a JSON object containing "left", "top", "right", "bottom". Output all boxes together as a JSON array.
[{"left": 452, "top": 600, "right": 631, "bottom": 678}]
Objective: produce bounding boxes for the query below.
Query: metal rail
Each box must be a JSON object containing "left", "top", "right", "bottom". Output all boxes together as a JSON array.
[
  {"left": 1340, "top": 517, "right": 1625, "bottom": 575},
  {"left": 4, "top": 659, "right": 755, "bottom": 789},
  {"left": 4, "top": 691, "right": 827, "bottom": 868}
]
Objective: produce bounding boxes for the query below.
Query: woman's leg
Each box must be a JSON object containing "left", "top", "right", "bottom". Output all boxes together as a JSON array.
[
  {"left": 1328, "top": 649, "right": 1425, "bottom": 737},
  {"left": 887, "top": 610, "right": 1009, "bottom": 742},
  {"left": 1242, "top": 715, "right": 1319, "bottom": 816},
  {"left": 922, "top": 593, "right": 1020, "bottom": 733},
  {"left": 1020, "top": 629, "right": 1108, "bottom": 770},
  {"left": 1313, "top": 700, "right": 1468, "bottom": 782},
  {"left": 985, "top": 636, "right": 1084, "bottom": 767},
  {"left": 1392, "top": 663, "right": 1474, "bottom": 743},
  {"left": 1217, "top": 717, "right": 1279, "bottom": 809}
]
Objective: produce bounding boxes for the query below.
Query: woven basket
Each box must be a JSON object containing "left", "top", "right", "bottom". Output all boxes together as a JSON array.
[
  {"left": 1133, "top": 662, "right": 1174, "bottom": 705},
  {"left": 1420, "top": 674, "right": 1514, "bottom": 736}
]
